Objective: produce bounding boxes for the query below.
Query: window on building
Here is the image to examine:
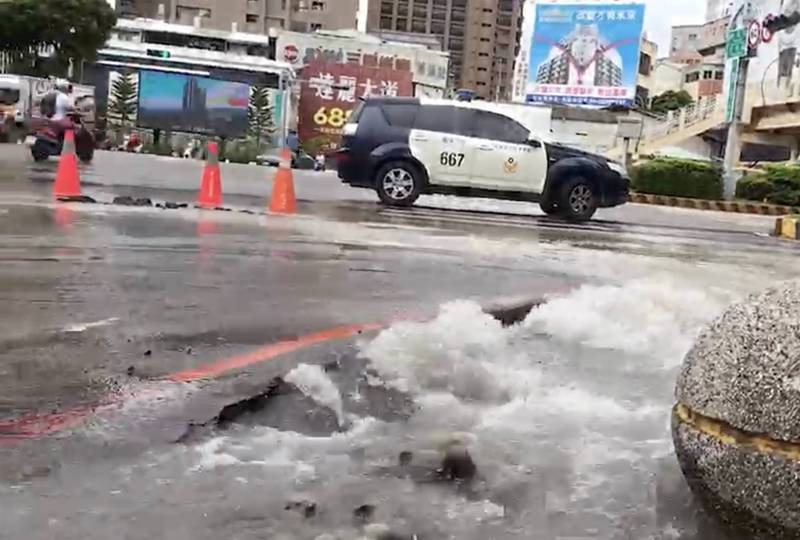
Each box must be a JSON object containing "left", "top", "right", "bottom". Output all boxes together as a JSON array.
[
  {"left": 246, "top": 14, "right": 258, "bottom": 23},
  {"left": 310, "top": 22, "right": 323, "bottom": 30},
  {"left": 639, "top": 53, "right": 652, "bottom": 75},
  {"left": 703, "top": 70, "right": 713, "bottom": 79},
  {"left": 688, "top": 33, "right": 698, "bottom": 40},
  {"left": 715, "top": 70, "right": 724, "bottom": 80},
  {"left": 476, "top": 81, "right": 487, "bottom": 86},
  {"left": 311, "top": 0, "right": 325, "bottom": 10},
  {"left": 265, "top": 17, "right": 284, "bottom": 30},
  {"left": 685, "top": 72, "right": 700, "bottom": 83},
  {"left": 481, "top": 23, "right": 492, "bottom": 28},
  {"left": 480, "top": 37, "right": 490, "bottom": 42},
  {"left": 483, "top": 8, "right": 493, "bottom": 13},
  {"left": 478, "top": 52, "right": 489, "bottom": 57},
  {"left": 380, "top": 17, "right": 392, "bottom": 29},
  {"left": 396, "top": 17, "right": 407, "bottom": 29},
  {"left": 381, "top": 2, "right": 393, "bottom": 15}
]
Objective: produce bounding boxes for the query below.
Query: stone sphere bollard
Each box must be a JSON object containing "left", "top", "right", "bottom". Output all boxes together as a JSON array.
[{"left": 672, "top": 282, "right": 800, "bottom": 538}]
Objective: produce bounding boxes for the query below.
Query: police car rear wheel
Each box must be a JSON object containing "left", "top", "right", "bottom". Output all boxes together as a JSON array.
[
  {"left": 376, "top": 161, "right": 422, "bottom": 206},
  {"left": 559, "top": 177, "right": 597, "bottom": 221}
]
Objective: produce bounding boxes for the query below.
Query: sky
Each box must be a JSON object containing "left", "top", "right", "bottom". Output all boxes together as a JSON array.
[{"left": 643, "top": 0, "right": 707, "bottom": 56}]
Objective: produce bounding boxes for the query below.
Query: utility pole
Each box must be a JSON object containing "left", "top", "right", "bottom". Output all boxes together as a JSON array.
[
  {"left": 723, "top": 57, "right": 747, "bottom": 200},
  {"left": 722, "top": 0, "right": 752, "bottom": 200}
]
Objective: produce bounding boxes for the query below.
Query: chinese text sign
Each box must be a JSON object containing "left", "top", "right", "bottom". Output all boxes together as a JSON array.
[
  {"left": 526, "top": 2, "right": 645, "bottom": 107},
  {"left": 298, "top": 61, "right": 413, "bottom": 153}
]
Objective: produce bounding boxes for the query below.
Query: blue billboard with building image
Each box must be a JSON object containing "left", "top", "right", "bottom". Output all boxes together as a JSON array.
[
  {"left": 526, "top": 1, "right": 645, "bottom": 107},
  {"left": 137, "top": 70, "right": 250, "bottom": 137}
]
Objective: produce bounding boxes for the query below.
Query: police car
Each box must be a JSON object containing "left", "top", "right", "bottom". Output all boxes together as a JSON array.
[{"left": 336, "top": 97, "right": 630, "bottom": 221}]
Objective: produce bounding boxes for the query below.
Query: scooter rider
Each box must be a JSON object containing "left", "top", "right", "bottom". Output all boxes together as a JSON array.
[{"left": 51, "top": 80, "right": 75, "bottom": 129}]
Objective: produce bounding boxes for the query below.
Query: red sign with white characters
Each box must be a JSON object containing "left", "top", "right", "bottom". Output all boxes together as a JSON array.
[{"left": 297, "top": 60, "right": 413, "bottom": 154}]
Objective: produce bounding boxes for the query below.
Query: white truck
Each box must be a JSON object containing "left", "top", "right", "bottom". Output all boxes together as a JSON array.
[{"left": 0, "top": 74, "right": 95, "bottom": 141}]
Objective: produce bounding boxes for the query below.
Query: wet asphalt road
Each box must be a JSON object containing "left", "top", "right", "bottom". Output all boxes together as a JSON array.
[{"left": 2, "top": 144, "right": 800, "bottom": 539}]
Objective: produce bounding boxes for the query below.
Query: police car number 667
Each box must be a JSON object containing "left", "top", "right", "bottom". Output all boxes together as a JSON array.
[{"left": 336, "top": 97, "right": 630, "bottom": 222}]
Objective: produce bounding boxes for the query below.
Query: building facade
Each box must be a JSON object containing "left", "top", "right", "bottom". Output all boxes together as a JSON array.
[
  {"left": 119, "top": 0, "right": 359, "bottom": 35},
  {"left": 366, "top": 0, "right": 524, "bottom": 100},
  {"left": 670, "top": 16, "right": 728, "bottom": 63}
]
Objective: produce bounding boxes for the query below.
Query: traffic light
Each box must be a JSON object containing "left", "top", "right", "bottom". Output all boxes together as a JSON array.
[
  {"left": 146, "top": 49, "right": 171, "bottom": 59},
  {"left": 765, "top": 11, "right": 800, "bottom": 33}
]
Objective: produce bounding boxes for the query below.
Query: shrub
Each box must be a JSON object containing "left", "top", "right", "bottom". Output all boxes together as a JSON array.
[
  {"left": 632, "top": 158, "right": 723, "bottom": 200},
  {"left": 735, "top": 165, "right": 800, "bottom": 206},
  {"left": 735, "top": 175, "right": 774, "bottom": 202},
  {"left": 142, "top": 142, "right": 173, "bottom": 156},
  {"left": 224, "top": 141, "right": 258, "bottom": 164}
]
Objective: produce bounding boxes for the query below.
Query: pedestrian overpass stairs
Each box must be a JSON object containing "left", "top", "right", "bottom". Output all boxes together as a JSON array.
[{"left": 605, "top": 96, "right": 726, "bottom": 160}]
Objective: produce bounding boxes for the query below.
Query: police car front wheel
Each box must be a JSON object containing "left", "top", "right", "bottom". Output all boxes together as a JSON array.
[
  {"left": 375, "top": 161, "right": 423, "bottom": 206},
  {"left": 559, "top": 177, "right": 598, "bottom": 221}
]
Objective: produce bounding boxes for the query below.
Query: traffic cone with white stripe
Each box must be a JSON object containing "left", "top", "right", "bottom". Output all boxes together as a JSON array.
[
  {"left": 268, "top": 147, "right": 297, "bottom": 214},
  {"left": 53, "top": 130, "right": 81, "bottom": 198},
  {"left": 197, "top": 141, "right": 222, "bottom": 208}
]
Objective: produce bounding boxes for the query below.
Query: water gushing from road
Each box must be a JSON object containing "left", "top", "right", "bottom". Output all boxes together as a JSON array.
[{"left": 1, "top": 276, "right": 741, "bottom": 539}]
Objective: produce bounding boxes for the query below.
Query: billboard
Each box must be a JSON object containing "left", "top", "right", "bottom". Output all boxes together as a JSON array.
[
  {"left": 276, "top": 30, "right": 449, "bottom": 93},
  {"left": 297, "top": 60, "right": 413, "bottom": 154},
  {"left": 526, "top": 1, "right": 646, "bottom": 107},
  {"left": 137, "top": 70, "right": 249, "bottom": 137}
]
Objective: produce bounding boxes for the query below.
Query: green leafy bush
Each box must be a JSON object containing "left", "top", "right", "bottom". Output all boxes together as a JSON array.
[
  {"left": 735, "top": 175, "right": 774, "bottom": 202},
  {"left": 142, "top": 142, "right": 173, "bottom": 156},
  {"left": 735, "top": 165, "right": 800, "bottom": 206},
  {"left": 631, "top": 158, "right": 723, "bottom": 200},
  {"left": 224, "top": 141, "right": 258, "bottom": 164}
]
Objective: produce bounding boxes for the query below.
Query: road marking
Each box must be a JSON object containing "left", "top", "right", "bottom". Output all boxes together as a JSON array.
[
  {"left": 0, "top": 295, "right": 557, "bottom": 444},
  {"left": 0, "top": 323, "right": 381, "bottom": 443},
  {"left": 167, "top": 323, "right": 382, "bottom": 382},
  {"left": 63, "top": 317, "right": 120, "bottom": 333}
]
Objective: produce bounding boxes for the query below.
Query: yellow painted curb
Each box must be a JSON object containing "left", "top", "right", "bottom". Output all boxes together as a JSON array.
[
  {"left": 629, "top": 193, "right": 795, "bottom": 216},
  {"left": 776, "top": 216, "right": 800, "bottom": 240}
]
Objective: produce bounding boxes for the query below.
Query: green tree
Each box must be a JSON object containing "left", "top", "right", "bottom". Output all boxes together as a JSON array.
[
  {"left": 248, "top": 84, "right": 276, "bottom": 151},
  {"left": 650, "top": 90, "right": 694, "bottom": 115},
  {"left": 108, "top": 71, "right": 138, "bottom": 127},
  {"left": 0, "top": 0, "right": 116, "bottom": 77}
]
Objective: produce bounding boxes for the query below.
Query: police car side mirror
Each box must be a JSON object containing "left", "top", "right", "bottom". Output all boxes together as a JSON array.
[{"left": 528, "top": 139, "right": 542, "bottom": 149}]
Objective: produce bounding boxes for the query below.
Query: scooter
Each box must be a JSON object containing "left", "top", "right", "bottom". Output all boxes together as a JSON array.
[{"left": 29, "top": 113, "right": 94, "bottom": 163}]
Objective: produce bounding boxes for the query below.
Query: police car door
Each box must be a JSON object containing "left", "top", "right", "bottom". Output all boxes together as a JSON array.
[
  {"left": 409, "top": 104, "right": 474, "bottom": 186},
  {"left": 467, "top": 110, "right": 548, "bottom": 193}
]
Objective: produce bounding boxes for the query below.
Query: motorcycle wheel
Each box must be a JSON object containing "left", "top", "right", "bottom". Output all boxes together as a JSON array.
[
  {"left": 31, "top": 140, "right": 50, "bottom": 162},
  {"left": 77, "top": 147, "right": 94, "bottom": 163}
]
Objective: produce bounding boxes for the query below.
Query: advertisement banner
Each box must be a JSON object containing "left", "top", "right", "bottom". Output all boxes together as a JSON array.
[
  {"left": 277, "top": 31, "right": 448, "bottom": 92},
  {"left": 526, "top": 1, "right": 645, "bottom": 107},
  {"left": 137, "top": 70, "right": 249, "bottom": 137},
  {"left": 297, "top": 60, "right": 413, "bottom": 154}
]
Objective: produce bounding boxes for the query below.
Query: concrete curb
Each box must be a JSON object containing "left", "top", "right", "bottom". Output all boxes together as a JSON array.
[
  {"left": 774, "top": 216, "right": 800, "bottom": 240},
  {"left": 629, "top": 193, "right": 797, "bottom": 216}
]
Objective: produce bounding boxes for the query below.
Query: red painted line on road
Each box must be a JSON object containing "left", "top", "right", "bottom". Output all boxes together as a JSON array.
[
  {"left": 0, "top": 323, "right": 382, "bottom": 444},
  {"left": 167, "top": 323, "right": 382, "bottom": 382},
  {"left": 0, "top": 291, "right": 568, "bottom": 445}
]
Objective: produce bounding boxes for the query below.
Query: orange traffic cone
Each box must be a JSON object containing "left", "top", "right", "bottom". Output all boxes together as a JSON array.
[
  {"left": 197, "top": 141, "right": 222, "bottom": 208},
  {"left": 269, "top": 147, "right": 297, "bottom": 214},
  {"left": 53, "top": 130, "right": 81, "bottom": 198}
]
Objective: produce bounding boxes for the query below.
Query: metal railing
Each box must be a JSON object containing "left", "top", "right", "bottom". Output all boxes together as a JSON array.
[{"left": 641, "top": 95, "right": 724, "bottom": 143}]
